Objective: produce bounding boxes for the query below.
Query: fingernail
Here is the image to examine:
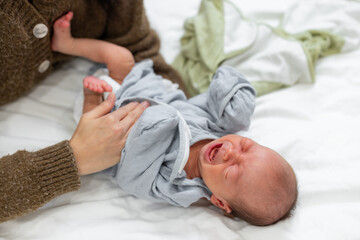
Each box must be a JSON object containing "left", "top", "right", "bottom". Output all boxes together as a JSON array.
[
  {"left": 107, "top": 92, "right": 114, "bottom": 101},
  {"left": 141, "top": 101, "right": 150, "bottom": 107}
]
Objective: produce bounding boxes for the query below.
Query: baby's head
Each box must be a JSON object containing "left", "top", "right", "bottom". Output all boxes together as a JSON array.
[{"left": 198, "top": 135, "right": 297, "bottom": 226}]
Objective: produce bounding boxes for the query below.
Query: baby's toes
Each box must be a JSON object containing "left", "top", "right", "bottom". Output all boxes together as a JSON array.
[
  {"left": 64, "top": 11, "right": 74, "bottom": 21},
  {"left": 94, "top": 86, "right": 104, "bottom": 93},
  {"left": 100, "top": 81, "right": 113, "bottom": 92},
  {"left": 91, "top": 83, "right": 101, "bottom": 92},
  {"left": 54, "top": 17, "right": 68, "bottom": 29},
  {"left": 60, "top": 20, "right": 70, "bottom": 28},
  {"left": 94, "top": 83, "right": 106, "bottom": 93},
  {"left": 53, "top": 19, "right": 63, "bottom": 29},
  {"left": 83, "top": 76, "right": 96, "bottom": 88}
]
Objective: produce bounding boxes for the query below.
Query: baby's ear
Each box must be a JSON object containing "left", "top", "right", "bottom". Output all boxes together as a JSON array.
[{"left": 210, "top": 195, "right": 232, "bottom": 213}]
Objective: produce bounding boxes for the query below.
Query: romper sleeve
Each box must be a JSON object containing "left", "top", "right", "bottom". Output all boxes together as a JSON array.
[
  {"left": 0, "top": 141, "right": 80, "bottom": 222},
  {"left": 189, "top": 66, "right": 256, "bottom": 133}
]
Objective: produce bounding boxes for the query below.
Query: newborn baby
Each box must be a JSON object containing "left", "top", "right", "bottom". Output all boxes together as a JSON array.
[
  {"left": 84, "top": 61, "right": 298, "bottom": 226},
  {"left": 53, "top": 12, "right": 297, "bottom": 226}
]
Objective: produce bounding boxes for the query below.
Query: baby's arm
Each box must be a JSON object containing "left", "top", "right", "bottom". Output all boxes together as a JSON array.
[
  {"left": 52, "top": 12, "right": 135, "bottom": 89},
  {"left": 189, "top": 66, "right": 256, "bottom": 133}
]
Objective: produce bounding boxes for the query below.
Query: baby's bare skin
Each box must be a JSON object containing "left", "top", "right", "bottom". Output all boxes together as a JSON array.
[{"left": 52, "top": 11, "right": 135, "bottom": 93}]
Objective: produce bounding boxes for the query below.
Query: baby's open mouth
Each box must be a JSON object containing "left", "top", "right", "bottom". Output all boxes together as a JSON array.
[{"left": 209, "top": 144, "right": 222, "bottom": 162}]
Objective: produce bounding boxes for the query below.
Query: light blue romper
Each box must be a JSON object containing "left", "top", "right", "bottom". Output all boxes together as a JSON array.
[{"left": 112, "top": 60, "right": 256, "bottom": 207}]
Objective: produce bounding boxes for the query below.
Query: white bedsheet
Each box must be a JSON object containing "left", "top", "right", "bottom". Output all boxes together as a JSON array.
[{"left": 1, "top": 0, "right": 360, "bottom": 239}]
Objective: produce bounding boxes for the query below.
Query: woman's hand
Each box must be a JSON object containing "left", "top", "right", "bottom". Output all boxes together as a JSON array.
[{"left": 69, "top": 93, "right": 149, "bottom": 175}]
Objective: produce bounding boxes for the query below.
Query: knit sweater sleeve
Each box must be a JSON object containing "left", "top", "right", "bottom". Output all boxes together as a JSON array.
[
  {"left": 0, "top": 140, "right": 80, "bottom": 223},
  {"left": 102, "top": 0, "right": 189, "bottom": 96}
]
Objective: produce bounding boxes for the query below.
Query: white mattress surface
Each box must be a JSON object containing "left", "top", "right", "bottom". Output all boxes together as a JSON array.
[{"left": 1, "top": 1, "right": 360, "bottom": 239}]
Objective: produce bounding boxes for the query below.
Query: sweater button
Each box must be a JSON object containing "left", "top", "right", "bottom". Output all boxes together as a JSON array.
[
  {"left": 33, "top": 23, "right": 48, "bottom": 39},
  {"left": 38, "top": 60, "right": 50, "bottom": 73}
]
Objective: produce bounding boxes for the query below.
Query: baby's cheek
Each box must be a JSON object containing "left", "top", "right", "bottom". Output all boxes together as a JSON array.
[
  {"left": 228, "top": 165, "right": 240, "bottom": 181},
  {"left": 204, "top": 165, "right": 222, "bottom": 179}
]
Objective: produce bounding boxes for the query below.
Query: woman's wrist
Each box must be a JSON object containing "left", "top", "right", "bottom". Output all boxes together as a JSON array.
[
  {"left": 69, "top": 136, "right": 88, "bottom": 176},
  {"left": 33, "top": 140, "right": 81, "bottom": 192}
]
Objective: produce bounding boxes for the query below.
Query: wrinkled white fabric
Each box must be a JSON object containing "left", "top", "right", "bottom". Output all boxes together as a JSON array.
[{"left": 1, "top": 1, "right": 360, "bottom": 239}]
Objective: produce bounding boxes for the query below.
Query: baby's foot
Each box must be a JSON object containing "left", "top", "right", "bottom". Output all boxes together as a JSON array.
[
  {"left": 83, "top": 76, "right": 113, "bottom": 94},
  {"left": 83, "top": 88, "right": 103, "bottom": 114},
  {"left": 52, "top": 11, "right": 74, "bottom": 52}
]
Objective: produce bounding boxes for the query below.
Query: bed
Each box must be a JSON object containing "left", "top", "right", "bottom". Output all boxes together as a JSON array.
[{"left": 1, "top": 0, "right": 360, "bottom": 239}]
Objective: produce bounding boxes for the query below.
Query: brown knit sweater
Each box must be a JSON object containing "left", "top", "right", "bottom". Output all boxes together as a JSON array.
[
  {"left": 0, "top": 0, "right": 187, "bottom": 106},
  {"left": 0, "top": 141, "right": 80, "bottom": 222},
  {"left": 0, "top": 0, "right": 185, "bottom": 222}
]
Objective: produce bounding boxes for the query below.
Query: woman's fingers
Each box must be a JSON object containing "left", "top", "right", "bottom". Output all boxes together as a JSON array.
[
  {"left": 111, "top": 101, "right": 150, "bottom": 121},
  {"left": 70, "top": 100, "right": 150, "bottom": 175},
  {"left": 115, "top": 101, "right": 150, "bottom": 130},
  {"left": 111, "top": 101, "right": 140, "bottom": 120}
]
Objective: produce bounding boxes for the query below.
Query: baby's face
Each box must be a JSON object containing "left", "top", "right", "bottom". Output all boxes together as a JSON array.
[{"left": 198, "top": 134, "right": 290, "bottom": 209}]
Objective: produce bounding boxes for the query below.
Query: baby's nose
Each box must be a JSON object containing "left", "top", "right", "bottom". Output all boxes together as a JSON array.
[{"left": 221, "top": 142, "right": 235, "bottom": 162}]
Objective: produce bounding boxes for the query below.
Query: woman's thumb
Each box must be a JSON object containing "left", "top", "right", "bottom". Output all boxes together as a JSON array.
[{"left": 87, "top": 93, "right": 115, "bottom": 118}]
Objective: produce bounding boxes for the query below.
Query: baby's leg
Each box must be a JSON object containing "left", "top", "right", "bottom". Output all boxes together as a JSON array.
[
  {"left": 83, "top": 76, "right": 113, "bottom": 94},
  {"left": 106, "top": 49, "right": 135, "bottom": 85},
  {"left": 83, "top": 87, "right": 103, "bottom": 114},
  {"left": 52, "top": 12, "right": 135, "bottom": 86}
]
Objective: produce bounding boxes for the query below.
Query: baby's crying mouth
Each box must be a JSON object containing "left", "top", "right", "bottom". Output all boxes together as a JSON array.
[{"left": 210, "top": 144, "right": 222, "bottom": 161}]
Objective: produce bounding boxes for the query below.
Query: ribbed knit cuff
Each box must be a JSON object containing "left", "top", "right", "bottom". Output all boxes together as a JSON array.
[{"left": 32, "top": 140, "right": 81, "bottom": 201}]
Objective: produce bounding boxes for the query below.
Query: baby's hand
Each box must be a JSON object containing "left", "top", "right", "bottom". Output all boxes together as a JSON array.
[{"left": 83, "top": 76, "right": 113, "bottom": 93}]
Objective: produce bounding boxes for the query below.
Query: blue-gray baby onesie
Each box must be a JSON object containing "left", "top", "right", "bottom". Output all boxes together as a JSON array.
[{"left": 112, "top": 60, "right": 256, "bottom": 207}]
